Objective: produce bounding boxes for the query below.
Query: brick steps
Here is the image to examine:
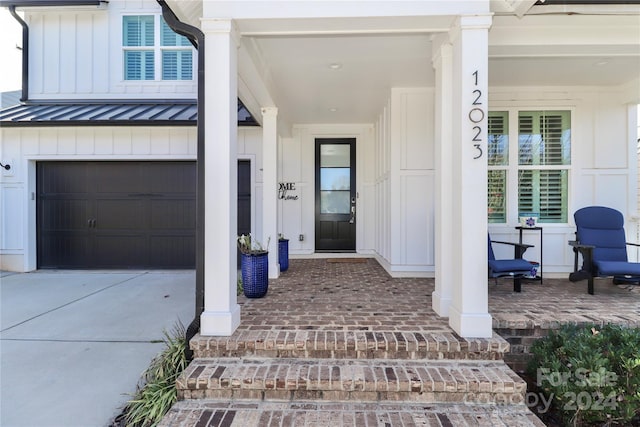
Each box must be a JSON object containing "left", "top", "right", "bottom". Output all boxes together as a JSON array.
[
  {"left": 189, "top": 330, "right": 509, "bottom": 361},
  {"left": 177, "top": 358, "right": 526, "bottom": 405},
  {"left": 159, "top": 400, "right": 546, "bottom": 427}
]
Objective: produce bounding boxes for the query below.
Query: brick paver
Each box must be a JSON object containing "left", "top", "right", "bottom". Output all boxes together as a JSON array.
[
  {"left": 222, "top": 259, "right": 639, "bottom": 333},
  {"left": 160, "top": 259, "right": 638, "bottom": 427},
  {"left": 178, "top": 358, "right": 525, "bottom": 403},
  {"left": 489, "top": 277, "right": 639, "bottom": 329},
  {"left": 160, "top": 401, "right": 545, "bottom": 427}
]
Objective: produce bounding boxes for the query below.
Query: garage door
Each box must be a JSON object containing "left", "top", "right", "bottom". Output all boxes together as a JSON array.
[{"left": 37, "top": 161, "right": 196, "bottom": 269}]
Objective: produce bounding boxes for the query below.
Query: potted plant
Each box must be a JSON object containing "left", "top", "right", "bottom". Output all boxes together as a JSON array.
[
  {"left": 278, "top": 233, "right": 289, "bottom": 272},
  {"left": 237, "top": 234, "right": 270, "bottom": 298}
]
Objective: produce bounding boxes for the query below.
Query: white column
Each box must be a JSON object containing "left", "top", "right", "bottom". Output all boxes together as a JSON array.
[
  {"left": 448, "top": 15, "right": 493, "bottom": 338},
  {"left": 432, "top": 36, "right": 453, "bottom": 317},
  {"left": 262, "top": 107, "right": 279, "bottom": 279},
  {"left": 200, "top": 18, "right": 241, "bottom": 336}
]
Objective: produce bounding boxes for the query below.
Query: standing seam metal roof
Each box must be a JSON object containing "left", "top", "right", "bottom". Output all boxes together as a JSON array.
[{"left": 0, "top": 100, "right": 258, "bottom": 127}]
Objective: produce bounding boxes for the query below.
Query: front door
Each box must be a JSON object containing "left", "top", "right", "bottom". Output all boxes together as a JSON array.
[
  {"left": 237, "top": 160, "right": 251, "bottom": 268},
  {"left": 315, "top": 138, "right": 356, "bottom": 251}
]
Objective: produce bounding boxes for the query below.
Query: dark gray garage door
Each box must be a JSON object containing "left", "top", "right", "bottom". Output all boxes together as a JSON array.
[{"left": 37, "top": 161, "right": 196, "bottom": 269}]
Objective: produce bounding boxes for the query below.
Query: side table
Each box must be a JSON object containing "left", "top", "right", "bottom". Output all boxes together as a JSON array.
[{"left": 515, "top": 226, "right": 543, "bottom": 283}]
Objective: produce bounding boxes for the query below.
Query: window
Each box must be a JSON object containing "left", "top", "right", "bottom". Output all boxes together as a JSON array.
[
  {"left": 488, "top": 110, "right": 571, "bottom": 224},
  {"left": 123, "top": 15, "right": 193, "bottom": 81}
]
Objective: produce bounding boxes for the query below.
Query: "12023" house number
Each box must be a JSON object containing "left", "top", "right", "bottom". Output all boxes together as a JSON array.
[{"left": 469, "top": 70, "right": 485, "bottom": 160}]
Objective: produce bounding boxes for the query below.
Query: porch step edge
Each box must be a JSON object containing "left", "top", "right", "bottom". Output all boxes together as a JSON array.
[
  {"left": 159, "top": 399, "right": 545, "bottom": 427},
  {"left": 177, "top": 358, "right": 526, "bottom": 405},
  {"left": 190, "top": 331, "right": 509, "bottom": 360}
]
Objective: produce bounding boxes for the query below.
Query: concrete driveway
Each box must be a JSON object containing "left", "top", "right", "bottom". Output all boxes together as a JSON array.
[{"left": 0, "top": 270, "right": 195, "bottom": 427}]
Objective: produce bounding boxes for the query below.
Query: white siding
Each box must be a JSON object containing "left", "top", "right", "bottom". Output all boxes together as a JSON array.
[
  {"left": 282, "top": 124, "right": 374, "bottom": 256},
  {"left": 1, "top": 127, "right": 187, "bottom": 271},
  {"left": 389, "top": 88, "right": 435, "bottom": 274},
  {"left": 0, "top": 125, "right": 264, "bottom": 272},
  {"left": 489, "top": 87, "right": 638, "bottom": 274},
  {"left": 26, "top": 0, "right": 197, "bottom": 100},
  {"left": 238, "top": 127, "right": 263, "bottom": 242}
]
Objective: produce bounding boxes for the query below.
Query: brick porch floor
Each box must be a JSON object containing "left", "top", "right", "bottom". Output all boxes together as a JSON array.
[
  {"left": 214, "top": 257, "right": 639, "bottom": 335},
  {"left": 160, "top": 258, "right": 639, "bottom": 427}
]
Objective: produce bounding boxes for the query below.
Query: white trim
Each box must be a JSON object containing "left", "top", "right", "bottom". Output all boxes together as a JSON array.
[
  {"left": 21, "top": 155, "right": 198, "bottom": 272},
  {"left": 294, "top": 123, "right": 374, "bottom": 254}
]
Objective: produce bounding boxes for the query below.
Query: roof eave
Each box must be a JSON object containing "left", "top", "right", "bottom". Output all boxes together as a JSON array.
[
  {"left": 0, "top": 0, "right": 103, "bottom": 7},
  {"left": 0, "top": 120, "right": 196, "bottom": 127}
]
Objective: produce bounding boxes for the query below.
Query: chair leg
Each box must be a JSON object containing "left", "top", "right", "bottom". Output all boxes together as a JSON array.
[
  {"left": 513, "top": 278, "right": 522, "bottom": 292},
  {"left": 588, "top": 277, "right": 594, "bottom": 295}
]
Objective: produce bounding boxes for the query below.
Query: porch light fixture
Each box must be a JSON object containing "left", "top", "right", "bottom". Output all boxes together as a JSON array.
[{"left": 0, "top": 163, "right": 10, "bottom": 171}]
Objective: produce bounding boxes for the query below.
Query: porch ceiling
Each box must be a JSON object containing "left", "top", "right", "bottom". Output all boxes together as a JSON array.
[{"left": 165, "top": 1, "right": 640, "bottom": 128}]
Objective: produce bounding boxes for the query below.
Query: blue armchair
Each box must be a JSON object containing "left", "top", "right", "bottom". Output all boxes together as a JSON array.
[
  {"left": 569, "top": 206, "right": 640, "bottom": 295},
  {"left": 488, "top": 235, "right": 534, "bottom": 292}
]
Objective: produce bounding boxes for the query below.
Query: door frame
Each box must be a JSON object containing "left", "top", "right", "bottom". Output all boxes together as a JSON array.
[
  {"left": 237, "top": 154, "right": 256, "bottom": 240},
  {"left": 237, "top": 157, "right": 255, "bottom": 268},
  {"left": 314, "top": 137, "right": 357, "bottom": 252}
]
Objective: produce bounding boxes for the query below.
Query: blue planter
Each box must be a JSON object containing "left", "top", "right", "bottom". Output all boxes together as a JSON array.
[
  {"left": 240, "top": 252, "right": 269, "bottom": 298},
  {"left": 278, "top": 239, "right": 289, "bottom": 272}
]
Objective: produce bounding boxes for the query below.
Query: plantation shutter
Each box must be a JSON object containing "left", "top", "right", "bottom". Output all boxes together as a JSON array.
[
  {"left": 487, "top": 111, "right": 508, "bottom": 223},
  {"left": 160, "top": 17, "right": 193, "bottom": 80},
  {"left": 518, "top": 170, "right": 534, "bottom": 215},
  {"left": 541, "top": 114, "right": 567, "bottom": 165},
  {"left": 518, "top": 112, "right": 570, "bottom": 223},
  {"left": 488, "top": 171, "right": 507, "bottom": 223},
  {"left": 488, "top": 112, "right": 508, "bottom": 166},
  {"left": 539, "top": 170, "right": 567, "bottom": 222},
  {"left": 160, "top": 18, "right": 191, "bottom": 47},
  {"left": 124, "top": 51, "right": 154, "bottom": 80},
  {"left": 123, "top": 16, "right": 154, "bottom": 80},
  {"left": 162, "top": 51, "right": 193, "bottom": 80}
]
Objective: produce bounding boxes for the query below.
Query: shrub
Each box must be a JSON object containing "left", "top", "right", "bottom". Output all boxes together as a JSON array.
[
  {"left": 123, "top": 323, "right": 188, "bottom": 427},
  {"left": 527, "top": 324, "right": 640, "bottom": 426}
]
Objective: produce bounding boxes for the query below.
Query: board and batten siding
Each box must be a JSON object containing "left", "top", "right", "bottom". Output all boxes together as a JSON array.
[
  {"left": 489, "top": 87, "right": 639, "bottom": 270},
  {"left": 282, "top": 124, "right": 375, "bottom": 257},
  {"left": 371, "top": 88, "right": 435, "bottom": 277},
  {"left": 0, "top": 126, "right": 261, "bottom": 272},
  {"left": 26, "top": 1, "right": 197, "bottom": 100}
]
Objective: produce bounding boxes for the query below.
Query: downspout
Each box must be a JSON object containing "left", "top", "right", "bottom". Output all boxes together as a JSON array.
[
  {"left": 9, "top": 5, "right": 29, "bottom": 102},
  {"left": 156, "top": 0, "right": 204, "bottom": 362}
]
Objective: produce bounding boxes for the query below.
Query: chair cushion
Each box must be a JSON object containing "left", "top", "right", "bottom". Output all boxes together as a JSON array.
[
  {"left": 489, "top": 259, "right": 533, "bottom": 274},
  {"left": 575, "top": 206, "right": 628, "bottom": 262},
  {"left": 594, "top": 261, "right": 640, "bottom": 277}
]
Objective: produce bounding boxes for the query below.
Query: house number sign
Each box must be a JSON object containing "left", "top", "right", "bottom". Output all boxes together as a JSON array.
[
  {"left": 469, "top": 70, "right": 485, "bottom": 160},
  {"left": 278, "top": 182, "right": 299, "bottom": 200}
]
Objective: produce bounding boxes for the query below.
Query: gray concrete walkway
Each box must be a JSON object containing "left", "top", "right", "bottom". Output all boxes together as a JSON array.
[{"left": 0, "top": 270, "right": 195, "bottom": 427}]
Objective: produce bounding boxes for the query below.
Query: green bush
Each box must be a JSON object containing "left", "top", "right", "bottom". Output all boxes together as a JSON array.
[
  {"left": 527, "top": 324, "right": 640, "bottom": 426},
  {"left": 123, "top": 323, "right": 188, "bottom": 427}
]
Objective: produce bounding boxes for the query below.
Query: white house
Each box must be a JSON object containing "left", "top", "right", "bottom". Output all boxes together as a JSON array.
[{"left": 1, "top": 0, "right": 639, "bottom": 339}]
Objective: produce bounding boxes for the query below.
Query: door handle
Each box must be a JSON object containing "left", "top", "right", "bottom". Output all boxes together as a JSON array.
[
  {"left": 87, "top": 218, "right": 97, "bottom": 228},
  {"left": 349, "top": 206, "right": 355, "bottom": 224}
]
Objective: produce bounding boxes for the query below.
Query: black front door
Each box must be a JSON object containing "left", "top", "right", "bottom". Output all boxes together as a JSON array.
[
  {"left": 237, "top": 160, "right": 251, "bottom": 268},
  {"left": 315, "top": 138, "right": 356, "bottom": 252}
]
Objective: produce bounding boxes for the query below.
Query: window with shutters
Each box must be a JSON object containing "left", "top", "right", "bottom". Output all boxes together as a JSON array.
[
  {"left": 123, "top": 15, "right": 193, "bottom": 81},
  {"left": 487, "top": 109, "right": 571, "bottom": 224},
  {"left": 488, "top": 111, "right": 509, "bottom": 223}
]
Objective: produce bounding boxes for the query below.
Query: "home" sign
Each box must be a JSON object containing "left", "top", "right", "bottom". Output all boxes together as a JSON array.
[{"left": 278, "top": 182, "right": 299, "bottom": 200}]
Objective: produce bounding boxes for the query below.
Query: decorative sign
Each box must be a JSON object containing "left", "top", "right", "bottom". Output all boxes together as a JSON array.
[
  {"left": 278, "top": 182, "right": 299, "bottom": 200},
  {"left": 470, "top": 70, "right": 485, "bottom": 160}
]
